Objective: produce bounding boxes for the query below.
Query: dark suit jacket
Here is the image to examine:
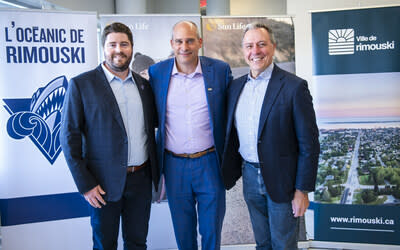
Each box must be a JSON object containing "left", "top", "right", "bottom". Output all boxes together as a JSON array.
[
  {"left": 60, "top": 64, "right": 159, "bottom": 202},
  {"left": 148, "top": 56, "right": 232, "bottom": 173},
  {"left": 221, "top": 64, "right": 320, "bottom": 203}
]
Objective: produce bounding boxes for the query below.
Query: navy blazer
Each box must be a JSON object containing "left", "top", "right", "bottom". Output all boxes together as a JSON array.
[
  {"left": 60, "top": 64, "right": 159, "bottom": 202},
  {"left": 221, "top": 65, "right": 320, "bottom": 203},
  {"left": 149, "top": 56, "right": 232, "bottom": 173}
]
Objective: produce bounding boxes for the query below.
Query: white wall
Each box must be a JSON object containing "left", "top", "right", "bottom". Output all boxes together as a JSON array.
[
  {"left": 286, "top": 0, "right": 400, "bottom": 95},
  {"left": 48, "top": 0, "right": 114, "bottom": 14},
  {"left": 231, "top": 0, "right": 286, "bottom": 15},
  {"left": 149, "top": 0, "right": 199, "bottom": 13}
]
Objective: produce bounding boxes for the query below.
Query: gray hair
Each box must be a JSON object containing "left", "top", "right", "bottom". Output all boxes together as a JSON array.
[
  {"left": 243, "top": 23, "right": 276, "bottom": 45},
  {"left": 171, "top": 20, "right": 201, "bottom": 39}
]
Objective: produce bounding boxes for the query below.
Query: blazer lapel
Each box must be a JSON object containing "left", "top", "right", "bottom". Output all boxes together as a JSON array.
[
  {"left": 132, "top": 72, "right": 149, "bottom": 128},
  {"left": 95, "top": 65, "right": 126, "bottom": 132},
  {"left": 258, "top": 65, "right": 285, "bottom": 138},
  {"left": 227, "top": 75, "right": 247, "bottom": 136},
  {"left": 201, "top": 57, "right": 214, "bottom": 110},
  {"left": 160, "top": 60, "right": 174, "bottom": 127}
]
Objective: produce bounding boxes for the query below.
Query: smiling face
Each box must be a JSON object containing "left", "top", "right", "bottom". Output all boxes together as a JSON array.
[
  {"left": 242, "top": 28, "right": 276, "bottom": 78},
  {"left": 103, "top": 32, "right": 133, "bottom": 73},
  {"left": 170, "top": 22, "right": 202, "bottom": 73}
]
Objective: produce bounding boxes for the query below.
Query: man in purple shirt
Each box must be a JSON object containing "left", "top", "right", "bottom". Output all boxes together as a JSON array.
[{"left": 149, "top": 21, "right": 232, "bottom": 250}]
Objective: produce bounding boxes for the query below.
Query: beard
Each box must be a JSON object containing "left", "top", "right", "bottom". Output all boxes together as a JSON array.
[{"left": 105, "top": 52, "right": 132, "bottom": 72}]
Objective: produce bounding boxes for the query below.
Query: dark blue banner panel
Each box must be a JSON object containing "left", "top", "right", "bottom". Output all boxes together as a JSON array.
[
  {"left": 0, "top": 192, "right": 89, "bottom": 226},
  {"left": 312, "top": 6, "right": 400, "bottom": 75},
  {"left": 314, "top": 203, "right": 400, "bottom": 245}
]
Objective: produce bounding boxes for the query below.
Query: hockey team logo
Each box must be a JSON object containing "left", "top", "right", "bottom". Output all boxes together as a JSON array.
[
  {"left": 3, "top": 76, "right": 68, "bottom": 164},
  {"left": 328, "top": 29, "right": 354, "bottom": 55}
]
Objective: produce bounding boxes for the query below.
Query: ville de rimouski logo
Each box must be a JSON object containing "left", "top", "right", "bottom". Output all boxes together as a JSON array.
[
  {"left": 3, "top": 76, "right": 68, "bottom": 164},
  {"left": 328, "top": 29, "right": 354, "bottom": 55}
]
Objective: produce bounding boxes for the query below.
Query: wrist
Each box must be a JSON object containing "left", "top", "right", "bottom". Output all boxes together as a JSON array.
[{"left": 297, "top": 189, "right": 309, "bottom": 195}]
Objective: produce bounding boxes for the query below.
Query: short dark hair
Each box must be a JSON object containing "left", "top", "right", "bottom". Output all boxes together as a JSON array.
[
  {"left": 243, "top": 23, "right": 276, "bottom": 45},
  {"left": 101, "top": 22, "right": 133, "bottom": 47}
]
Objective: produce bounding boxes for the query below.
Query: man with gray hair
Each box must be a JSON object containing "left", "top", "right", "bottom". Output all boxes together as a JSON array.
[{"left": 221, "top": 23, "right": 320, "bottom": 249}]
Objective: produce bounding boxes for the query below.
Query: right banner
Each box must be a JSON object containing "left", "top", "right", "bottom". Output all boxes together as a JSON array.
[{"left": 311, "top": 6, "right": 400, "bottom": 245}]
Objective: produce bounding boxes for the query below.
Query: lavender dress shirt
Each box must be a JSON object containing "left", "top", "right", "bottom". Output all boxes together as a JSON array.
[{"left": 165, "top": 60, "right": 214, "bottom": 154}]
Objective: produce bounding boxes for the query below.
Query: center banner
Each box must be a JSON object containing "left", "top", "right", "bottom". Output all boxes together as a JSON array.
[{"left": 202, "top": 16, "right": 296, "bottom": 245}]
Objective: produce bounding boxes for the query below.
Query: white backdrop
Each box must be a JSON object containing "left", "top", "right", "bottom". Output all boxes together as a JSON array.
[{"left": 0, "top": 9, "right": 98, "bottom": 250}]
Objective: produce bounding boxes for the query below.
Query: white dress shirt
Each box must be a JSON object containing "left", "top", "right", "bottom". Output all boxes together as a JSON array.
[{"left": 235, "top": 63, "right": 274, "bottom": 163}]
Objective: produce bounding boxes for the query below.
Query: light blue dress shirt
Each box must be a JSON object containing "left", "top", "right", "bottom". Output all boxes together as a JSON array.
[
  {"left": 101, "top": 64, "right": 148, "bottom": 166},
  {"left": 234, "top": 63, "right": 274, "bottom": 163}
]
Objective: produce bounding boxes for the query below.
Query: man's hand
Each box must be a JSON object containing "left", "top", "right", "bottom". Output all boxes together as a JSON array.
[
  {"left": 84, "top": 185, "right": 106, "bottom": 208},
  {"left": 291, "top": 189, "right": 309, "bottom": 217}
]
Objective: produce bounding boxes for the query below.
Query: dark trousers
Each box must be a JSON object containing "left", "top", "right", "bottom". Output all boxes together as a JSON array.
[{"left": 90, "top": 167, "right": 152, "bottom": 250}]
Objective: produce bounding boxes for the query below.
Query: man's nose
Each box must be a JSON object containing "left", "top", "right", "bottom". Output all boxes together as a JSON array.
[
  {"left": 114, "top": 44, "right": 124, "bottom": 52},
  {"left": 251, "top": 45, "right": 260, "bottom": 53}
]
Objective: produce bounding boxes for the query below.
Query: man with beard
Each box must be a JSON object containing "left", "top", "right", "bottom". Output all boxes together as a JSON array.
[{"left": 60, "top": 22, "right": 159, "bottom": 250}]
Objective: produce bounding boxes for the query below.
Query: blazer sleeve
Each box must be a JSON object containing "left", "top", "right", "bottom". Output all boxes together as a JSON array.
[
  {"left": 60, "top": 78, "right": 97, "bottom": 194},
  {"left": 293, "top": 80, "right": 320, "bottom": 192}
]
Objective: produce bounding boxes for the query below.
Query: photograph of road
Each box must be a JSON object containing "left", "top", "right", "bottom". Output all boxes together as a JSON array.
[{"left": 314, "top": 72, "right": 400, "bottom": 205}]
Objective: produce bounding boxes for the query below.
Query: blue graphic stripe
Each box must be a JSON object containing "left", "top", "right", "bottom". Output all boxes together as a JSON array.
[{"left": 0, "top": 192, "right": 90, "bottom": 226}]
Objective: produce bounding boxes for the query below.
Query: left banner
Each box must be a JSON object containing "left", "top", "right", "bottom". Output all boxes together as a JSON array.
[{"left": 0, "top": 9, "right": 98, "bottom": 250}]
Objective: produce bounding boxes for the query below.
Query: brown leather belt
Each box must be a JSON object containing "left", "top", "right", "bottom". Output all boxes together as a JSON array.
[
  {"left": 127, "top": 160, "right": 148, "bottom": 173},
  {"left": 165, "top": 147, "right": 215, "bottom": 159}
]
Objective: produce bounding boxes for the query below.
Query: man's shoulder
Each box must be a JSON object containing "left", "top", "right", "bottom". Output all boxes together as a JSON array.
[
  {"left": 274, "top": 64, "right": 305, "bottom": 84},
  {"left": 228, "top": 74, "right": 247, "bottom": 93},
  {"left": 200, "top": 56, "right": 230, "bottom": 68},
  {"left": 150, "top": 58, "right": 174, "bottom": 71},
  {"left": 233, "top": 74, "right": 248, "bottom": 84},
  {"left": 71, "top": 64, "right": 102, "bottom": 82}
]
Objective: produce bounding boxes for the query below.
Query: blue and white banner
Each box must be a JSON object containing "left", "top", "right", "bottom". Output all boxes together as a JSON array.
[
  {"left": 312, "top": 6, "right": 400, "bottom": 245},
  {"left": 0, "top": 9, "right": 98, "bottom": 250}
]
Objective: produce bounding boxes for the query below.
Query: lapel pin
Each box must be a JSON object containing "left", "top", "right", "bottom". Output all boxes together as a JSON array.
[{"left": 208, "top": 88, "right": 212, "bottom": 91}]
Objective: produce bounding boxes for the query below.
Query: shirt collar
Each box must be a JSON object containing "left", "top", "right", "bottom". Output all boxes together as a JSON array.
[
  {"left": 172, "top": 57, "right": 203, "bottom": 78},
  {"left": 248, "top": 63, "right": 274, "bottom": 81},
  {"left": 101, "top": 62, "right": 133, "bottom": 83}
]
